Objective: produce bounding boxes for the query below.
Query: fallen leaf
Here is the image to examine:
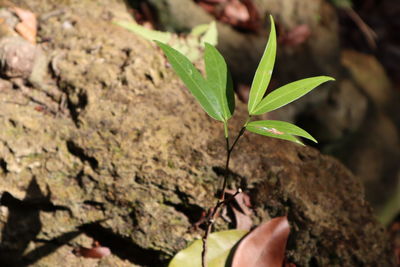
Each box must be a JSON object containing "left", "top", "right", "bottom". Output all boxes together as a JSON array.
[
  {"left": 168, "top": 230, "right": 247, "bottom": 267},
  {"left": 224, "top": 189, "right": 253, "bottom": 230},
  {"left": 74, "top": 241, "right": 111, "bottom": 259},
  {"left": 222, "top": 0, "right": 250, "bottom": 24},
  {"left": 225, "top": 189, "right": 252, "bottom": 215},
  {"left": 239, "top": 0, "right": 261, "bottom": 32},
  {"left": 197, "top": 0, "right": 261, "bottom": 32},
  {"left": 231, "top": 216, "right": 290, "bottom": 267},
  {"left": 231, "top": 206, "right": 253, "bottom": 230},
  {"left": 279, "top": 24, "right": 311, "bottom": 47},
  {"left": 14, "top": 23, "right": 36, "bottom": 44},
  {"left": 10, "top": 7, "right": 37, "bottom": 44}
]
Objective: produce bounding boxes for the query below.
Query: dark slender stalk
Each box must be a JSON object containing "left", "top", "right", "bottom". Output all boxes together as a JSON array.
[
  {"left": 220, "top": 137, "right": 231, "bottom": 201},
  {"left": 229, "top": 127, "right": 246, "bottom": 154},
  {"left": 201, "top": 124, "right": 247, "bottom": 267}
]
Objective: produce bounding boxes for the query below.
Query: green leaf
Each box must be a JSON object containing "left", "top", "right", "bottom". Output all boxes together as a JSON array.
[
  {"left": 247, "top": 120, "right": 317, "bottom": 143},
  {"left": 156, "top": 41, "right": 224, "bottom": 121},
  {"left": 204, "top": 43, "right": 235, "bottom": 120},
  {"left": 226, "top": 67, "right": 235, "bottom": 115},
  {"left": 114, "top": 20, "right": 171, "bottom": 43},
  {"left": 168, "top": 230, "right": 247, "bottom": 267},
  {"left": 251, "top": 76, "right": 335, "bottom": 115},
  {"left": 191, "top": 23, "right": 210, "bottom": 36},
  {"left": 246, "top": 124, "right": 305, "bottom": 146},
  {"left": 200, "top": 21, "right": 218, "bottom": 46},
  {"left": 248, "top": 16, "right": 276, "bottom": 114}
]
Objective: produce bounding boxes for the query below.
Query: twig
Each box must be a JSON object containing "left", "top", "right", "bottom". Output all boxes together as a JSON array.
[
  {"left": 201, "top": 121, "right": 248, "bottom": 267},
  {"left": 345, "top": 8, "right": 377, "bottom": 49},
  {"left": 40, "top": 8, "right": 67, "bottom": 22},
  {"left": 201, "top": 188, "right": 242, "bottom": 267}
]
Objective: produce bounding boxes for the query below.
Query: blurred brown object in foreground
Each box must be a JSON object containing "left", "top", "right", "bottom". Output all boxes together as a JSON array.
[{"left": 196, "top": 0, "right": 261, "bottom": 32}]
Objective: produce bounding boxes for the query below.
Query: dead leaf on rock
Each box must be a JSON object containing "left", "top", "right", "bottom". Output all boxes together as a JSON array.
[
  {"left": 196, "top": 0, "right": 261, "bottom": 32},
  {"left": 225, "top": 189, "right": 253, "bottom": 230},
  {"left": 231, "top": 206, "right": 253, "bottom": 230},
  {"left": 73, "top": 241, "right": 111, "bottom": 259},
  {"left": 231, "top": 216, "right": 290, "bottom": 267},
  {"left": 279, "top": 24, "right": 311, "bottom": 47},
  {"left": 222, "top": 0, "right": 250, "bottom": 24},
  {"left": 10, "top": 7, "right": 37, "bottom": 44},
  {"left": 225, "top": 189, "right": 252, "bottom": 215}
]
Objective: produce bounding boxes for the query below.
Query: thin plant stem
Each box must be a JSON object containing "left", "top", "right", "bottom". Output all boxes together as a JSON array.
[
  {"left": 201, "top": 117, "right": 250, "bottom": 267},
  {"left": 220, "top": 136, "right": 230, "bottom": 201}
]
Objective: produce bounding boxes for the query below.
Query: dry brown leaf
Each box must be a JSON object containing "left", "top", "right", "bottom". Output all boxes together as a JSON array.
[
  {"left": 222, "top": 0, "right": 250, "bottom": 23},
  {"left": 74, "top": 241, "right": 111, "bottom": 259},
  {"left": 231, "top": 206, "right": 253, "bottom": 230},
  {"left": 14, "top": 23, "right": 36, "bottom": 44},
  {"left": 231, "top": 216, "right": 290, "bottom": 267},
  {"left": 225, "top": 189, "right": 252, "bottom": 215},
  {"left": 279, "top": 24, "right": 311, "bottom": 47},
  {"left": 197, "top": 0, "right": 261, "bottom": 32},
  {"left": 11, "top": 7, "right": 37, "bottom": 44},
  {"left": 224, "top": 189, "right": 253, "bottom": 230}
]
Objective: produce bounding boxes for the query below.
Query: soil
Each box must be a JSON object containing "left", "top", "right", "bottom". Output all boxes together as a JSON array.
[{"left": 0, "top": 0, "right": 396, "bottom": 266}]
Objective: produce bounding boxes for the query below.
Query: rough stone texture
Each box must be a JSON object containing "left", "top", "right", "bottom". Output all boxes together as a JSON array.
[
  {"left": 0, "top": 0, "right": 396, "bottom": 266},
  {"left": 0, "top": 36, "right": 36, "bottom": 78}
]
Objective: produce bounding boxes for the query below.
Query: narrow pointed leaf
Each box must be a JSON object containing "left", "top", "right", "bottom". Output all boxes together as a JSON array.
[
  {"left": 114, "top": 21, "right": 171, "bottom": 43},
  {"left": 168, "top": 230, "right": 247, "bottom": 267},
  {"left": 156, "top": 41, "right": 224, "bottom": 121},
  {"left": 226, "top": 67, "right": 235, "bottom": 115},
  {"left": 246, "top": 124, "right": 304, "bottom": 146},
  {"left": 200, "top": 21, "right": 218, "bottom": 46},
  {"left": 231, "top": 216, "right": 290, "bottom": 267},
  {"left": 252, "top": 76, "right": 335, "bottom": 115},
  {"left": 248, "top": 16, "right": 276, "bottom": 114},
  {"left": 247, "top": 120, "right": 317, "bottom": 143},
  {"left": 204, "top": 43, "right": 235, "bottom": 120}
]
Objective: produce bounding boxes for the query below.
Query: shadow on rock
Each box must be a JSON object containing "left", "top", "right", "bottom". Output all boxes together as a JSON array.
[
  {"left": 0, "top": 176, "right": 72, "bottom": 266},
  {"left": 79, "top": 222, "right": 169, "bottom": 266}
]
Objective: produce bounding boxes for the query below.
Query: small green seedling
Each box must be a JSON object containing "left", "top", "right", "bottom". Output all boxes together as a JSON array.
[{"left": 156, "top": 16, "right": 334, "bottom": 267}]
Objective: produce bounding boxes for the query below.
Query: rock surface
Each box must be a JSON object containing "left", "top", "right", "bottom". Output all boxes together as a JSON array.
[{"left": 0, "top": 0, "right": 396, "bottom": 266}]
